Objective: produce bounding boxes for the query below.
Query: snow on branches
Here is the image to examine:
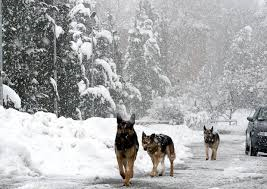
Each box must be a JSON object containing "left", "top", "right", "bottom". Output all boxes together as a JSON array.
[
  {"left": 80, "top": 85, "right": 116, "bottom": 115},
  {"left": 96, "top": 30, "right": 113, "bottom": 44},
  {"left": 3, "top": 85, "right": 21, "bottom": 109}
]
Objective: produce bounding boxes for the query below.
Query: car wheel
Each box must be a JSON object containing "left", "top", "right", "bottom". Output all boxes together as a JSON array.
[
  {"left": 245, "top": 136, "right": 249, "bottom": 155},
  {"left": 248, "top": 136, "right": 257, "bottom": 156}
]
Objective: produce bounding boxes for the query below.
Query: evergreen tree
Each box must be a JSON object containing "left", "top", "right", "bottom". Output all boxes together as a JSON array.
[
  {"left": 56, "top": 3, "right": 81, "bottom": 118},
  {"left": 222, "top": 25, "right": 265, "bottom": 110},
  {"left": 124, "top": 0, "right": 171, "bottom": 116},
  {"left": 3, "top": 0, "right": 56, "bottom": 113},
  {"left": 3, "top": 0, "right": 82, "bottom": 118}
]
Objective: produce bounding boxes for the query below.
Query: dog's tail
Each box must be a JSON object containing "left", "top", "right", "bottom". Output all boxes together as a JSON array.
[{"left": 168, "top": 142, "right": 176, "bottom": 161}]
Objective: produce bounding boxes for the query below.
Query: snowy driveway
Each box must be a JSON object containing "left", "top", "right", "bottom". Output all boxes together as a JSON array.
[
  {"left": 91, "top": 134, "right": 267, "bottom": 189},
  {"left": 1, "top": 133, "right": 267, "bottom": 189}
]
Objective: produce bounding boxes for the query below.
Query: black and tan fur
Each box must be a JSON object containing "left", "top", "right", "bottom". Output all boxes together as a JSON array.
[
  {"left": 115, "top": 114, "right": 139, "bottom": 186},
  {"left": 142, "top": 132, "right": 176, "bottom": 177},
  {"left": 204, "top": 126, "right": 220, "bottom": 160}
]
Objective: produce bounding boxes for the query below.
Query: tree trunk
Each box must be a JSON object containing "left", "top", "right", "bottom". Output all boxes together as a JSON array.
[
  {"left": 229, "top": 108, "right": 233, "bottom": 125},
  {"left": 0, "top": 0, "right": 3, "bottom": 106},
  {"left": 53, "top": 0, "right": 58, "bottom": 117}
]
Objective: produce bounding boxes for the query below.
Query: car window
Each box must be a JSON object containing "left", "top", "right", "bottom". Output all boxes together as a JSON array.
[
  {"left": 258, "top": 108, "right": 267, "bottom": 120},
  {"left": 252, "top": 108, "right": 260, "bottom": 119},
  {"left": 249, "top": 110, "right": 256, "bottom": 117}
]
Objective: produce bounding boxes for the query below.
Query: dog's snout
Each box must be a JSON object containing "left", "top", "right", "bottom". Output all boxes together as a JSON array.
[{"left": 144, "top": 147, "right": 147, "bottom": 151}]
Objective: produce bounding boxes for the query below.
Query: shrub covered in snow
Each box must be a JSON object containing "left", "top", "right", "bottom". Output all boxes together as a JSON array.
[
  {"left": 147, "top": 96, "right": 184, "bottom": 124},
  {"left": 80, "top": 85, "right": 116, "bottom": 118},
  {"left": 184, "top": 111, "right": 210, "bottom": 129},
  {"left": 3, "top": 84, "right": 21, "bottom": 109}
]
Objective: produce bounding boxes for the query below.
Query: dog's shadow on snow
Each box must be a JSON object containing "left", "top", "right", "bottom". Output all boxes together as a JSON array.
[{"left": 89, "top": 172, "right": 177, "bottom": 188}]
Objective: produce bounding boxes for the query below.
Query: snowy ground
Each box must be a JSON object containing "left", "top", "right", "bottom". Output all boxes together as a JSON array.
[
  {"left": 213, "top": 109, "right": 253, "bottom": 134},
  {"left": 90, "top": 134, "right": 267, "bottom": 189},
  {"left": 0, "top": 107, "right": 201, "bottom": 188},
  {"left": 1, "top": 107, "right": 266, "bottom": 189}
]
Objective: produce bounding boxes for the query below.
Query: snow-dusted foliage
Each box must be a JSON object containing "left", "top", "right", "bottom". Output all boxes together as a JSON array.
[
  {"left": 69, "top": 4, "right": 95, "bottom": 63},
  {"left": 68, "top": 0, "right": 97, "bottom": 7},
  {"left": 124, "top": 82, "right": 142, "bottom": 101},
  {"left": 55, "top": 25, "right": 64, "bottom": 38},
  {"left": 222, "top": 24, "right": 266, "bottom": 110},
  {"left": 2, "top": 0, "right": 266, "bottom": 122},
  {"left": 69, "top": 3, "right": 91, "bottom": 18},
  {"left": 96, "top": 30, "right": 113, "bottom": 44},
  {"left": 81, "top": 86, "right": 115, "bottom": 109},
  {"left": 49, "top": 77, "right": 59, "bottom": 100},
  {"left": 3, "top": 85, "right": 21, "bottom": 109},
  {"left": 68, "top": 2, "right": 118, "bottom": 118},
  {"left": 80, "top": 42, "right": 93, "bottom": 60},
  {"left": 116, "top": 100, "right": 128, "bottom": 120},
  {"left": 124, "top": 0, "right": 171, "bottom": 116},
  {"left": 147, "top": 96, "right": 184, "bottom": 124},
  {"left": 80, "top": 85, "right": 116, "bottom": 118},
  {"left": 2, "top": 1, "right": 74, "bottom": 114},
  {"left": 184, "top": 111, "right": 210, "bottom": 129}
]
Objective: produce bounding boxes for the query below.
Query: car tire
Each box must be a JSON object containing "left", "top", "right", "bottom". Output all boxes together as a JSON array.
[
  {"left": 248, "top": 136, "right": 258, "bottom": 156},
  {"left": 245, "top": 139, "right": 249, "bottom": 155}
]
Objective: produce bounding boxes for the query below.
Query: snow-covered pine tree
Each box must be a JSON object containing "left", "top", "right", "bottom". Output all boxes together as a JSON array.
[
  {"left": 3, "top": 0, "right": 59, "bottom": 113},
  {"left": 252, "top": 1, "right": 267, "bottom": 105},
  {"left": 222, "top": 25, "right": 263, "bottom": 110},
  {"left": 69, "top": 2, "right": 119, "bottom": 118},
  {"left": 124, "top": 0, "right": 171, "bottom": 116},
  {"left": 3, "top": 0, "right": 82, "bottom": 117},
  {"left": 55, "top": 3, "right": 81, "bottom": 119}
]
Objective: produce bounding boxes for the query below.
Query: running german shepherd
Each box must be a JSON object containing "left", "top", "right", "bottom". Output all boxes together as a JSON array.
[
  {"left": 204, "top": 126, "right": 220, "bottom": 160},
  {"left": 142, "top": 132, "right": 176, "bottom": 177},
  {"left": 115, "top": 114, "right": 139, "bottom": 186}
]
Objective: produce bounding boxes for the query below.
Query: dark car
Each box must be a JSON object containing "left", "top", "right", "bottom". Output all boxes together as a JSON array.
[{"left": 245, "top": 106, "right": 267, "bottom": 156}]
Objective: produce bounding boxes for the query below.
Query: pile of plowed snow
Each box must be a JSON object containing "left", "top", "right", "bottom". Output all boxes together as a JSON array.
[{"left": 0, "top": 107, "right": 201, "bottom": 179}]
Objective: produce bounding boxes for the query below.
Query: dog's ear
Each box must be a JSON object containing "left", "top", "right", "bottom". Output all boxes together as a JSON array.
[
  {"left": 117, "top": 113, "right": 123, "bottom": 124},
  {"left": 142, "top": 132, "right": 146, "bottom": 138},
  {"left": 211, "top": 126, "right": 213, "bottom": 132},
  {"left": 204, "top": 125, "right": 207, "bottom": 131},
  {"left": 129, "top": 114, "right": 135, "bottom": 125},
  {"left": 150, "top": 134, "right": 155, "bottom": 140}
]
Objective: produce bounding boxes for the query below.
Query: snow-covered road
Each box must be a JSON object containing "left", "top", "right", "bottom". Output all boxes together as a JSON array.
[
  {"left": 90, "top": 134, "right": 267, "bottom": 189},
  {"left": 1, "top": 133, "right": 266, "bottom": 189}
]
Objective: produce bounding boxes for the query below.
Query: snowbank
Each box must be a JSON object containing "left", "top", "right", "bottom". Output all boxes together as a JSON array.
[{"left": 0, "top": 107, "right": 201, "bottom": 180}]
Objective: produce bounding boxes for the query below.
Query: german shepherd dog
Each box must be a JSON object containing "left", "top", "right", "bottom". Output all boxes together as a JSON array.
[
  {"left": 142, "top": 132, "right": 176, "bottom": 177},
  {"left": 204, "top": 126, "right": 220, "bottom": 160},
  {"left": 115, "top": 114, "right": 139, "bottom": 186}
]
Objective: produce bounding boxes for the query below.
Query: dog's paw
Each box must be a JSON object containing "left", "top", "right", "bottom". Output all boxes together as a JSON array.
[
  {"left": 150, "top": 172, "right": 156, "bottom": 177},
  {"left": 123, "top": 182, "right": 131, "bottom": 187}
]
